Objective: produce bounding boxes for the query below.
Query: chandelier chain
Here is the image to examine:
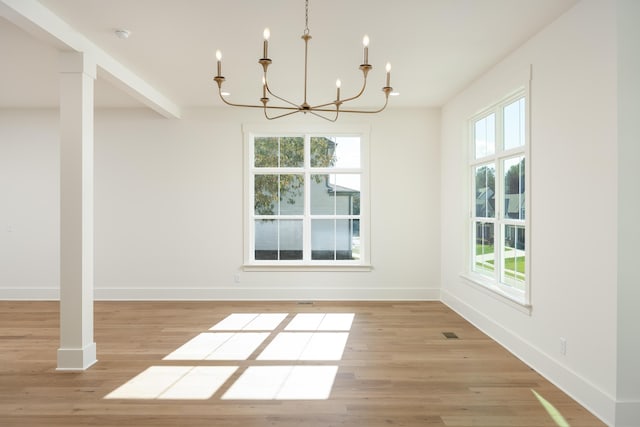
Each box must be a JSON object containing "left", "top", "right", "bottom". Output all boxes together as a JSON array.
[{"left": 304, "top": 0, "right": 310, "bottom": 35}]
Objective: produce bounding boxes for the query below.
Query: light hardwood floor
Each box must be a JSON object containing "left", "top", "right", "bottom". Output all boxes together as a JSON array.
[{"left": 0, "top": 301, "right": 605, "bottom": 427}]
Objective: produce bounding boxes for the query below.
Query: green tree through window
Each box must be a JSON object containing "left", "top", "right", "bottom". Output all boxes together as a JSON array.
[{"left": 254, "top": 137, "right": 336, "bottom": 215}]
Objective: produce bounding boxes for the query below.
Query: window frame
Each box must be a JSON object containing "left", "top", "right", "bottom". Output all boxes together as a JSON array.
[
  {"left": 467, "top": 89, "right": 531, "bottom": 307},
  {"left": 242, "top": 124, "right": 371, "bottom": 271}
]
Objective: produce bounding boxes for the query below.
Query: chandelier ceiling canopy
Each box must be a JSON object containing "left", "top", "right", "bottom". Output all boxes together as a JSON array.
[{"left": 213, "top": 0, "right": 393, "bottom": 121}]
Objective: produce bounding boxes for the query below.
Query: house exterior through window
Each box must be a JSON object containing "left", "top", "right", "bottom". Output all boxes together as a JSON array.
[
  {"left": 469, "top": 91, "right": 529, "bottom": 304},
  {"left": 244, "top": 128, "right": 369, "bottom": 268}
]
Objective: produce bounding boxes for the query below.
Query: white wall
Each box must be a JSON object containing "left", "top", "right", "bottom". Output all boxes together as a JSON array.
[
  {"left": 0, "top": 110, "right": 59, "bottom": 298},
  {"left": 0, "top": 106, "right": 441, "bottom": 301},
  {"left": 441, "top": 0, "right": 618, "bottom": 424}
]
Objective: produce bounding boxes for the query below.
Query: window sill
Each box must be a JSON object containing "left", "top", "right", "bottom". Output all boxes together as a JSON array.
[
  {"left": 459, "top": 273, "right": 532, "bottom": 315},
  {"left": 243, "top": 264, "right": 373, "bottom": 272}
]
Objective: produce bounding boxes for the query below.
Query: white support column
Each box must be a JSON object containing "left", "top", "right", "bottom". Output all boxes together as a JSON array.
[
  {"left": 617, "top": 2, "right": 640, "bottom": 424},
  {"left": 57, "top": 51, "right": 97, "bottom": 371}
]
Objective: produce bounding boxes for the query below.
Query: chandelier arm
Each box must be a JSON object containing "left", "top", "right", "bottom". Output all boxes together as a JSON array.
[
  {"left": 220, "top": 99, "right": 294, "bottom": 110},
  {"left": 330, "top": 96, "right": 390, "bottom": 114},
  {"left": 309, "top": 109, "right": 339, "bottom": 122},
  {"left": 307, "top": 101, "right": 337, "bottom": 110},
  {"left": 264, "top": 81, "right": 301, "bottom": 109},
  {"left": 301, "top": 92, "right": 389, "bottom": 114},
  {"left": 309, "top": 70, "right": 369, "bottom": 110},
  {"left": 264, "top": 108, "right": 304, "bottom": 120},
  {"left": 216, "top": 89, "right": 263, "bottom": 108},
  {"left": 217, "top": 87, "right": 306, "bottom": 111}
]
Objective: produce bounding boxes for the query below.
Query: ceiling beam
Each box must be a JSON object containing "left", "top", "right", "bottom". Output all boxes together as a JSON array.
[{"left": 0, "top": 0, "right": 181, "bottom": 119}]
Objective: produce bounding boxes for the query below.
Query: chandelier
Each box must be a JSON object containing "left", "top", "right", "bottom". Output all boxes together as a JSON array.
[{"left": 213, "top": 0, "right": 393, "bottom": 121}]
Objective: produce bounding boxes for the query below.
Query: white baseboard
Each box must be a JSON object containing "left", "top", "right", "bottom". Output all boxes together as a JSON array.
[
  {"left": 441, "top": 289, "right": 616, "bottom": 427},
  {"left": 0, "top": 287, "right": 440, "bottom": 301},
  {"left": 93, "top": 287, "right": 440, "bottom": 301},
  {"left": 0, "top": 288, "right": 59, "bottom": 300}
]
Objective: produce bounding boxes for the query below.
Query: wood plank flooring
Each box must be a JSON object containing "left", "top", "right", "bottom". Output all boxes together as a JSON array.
[{"left": 0, "top": 301, "right": 605, "bottom": 426}]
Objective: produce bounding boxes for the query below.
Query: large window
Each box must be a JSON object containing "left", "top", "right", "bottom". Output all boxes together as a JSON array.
[
  {"left": 470, "top": 93, "right": 529, "bottom": 303},
  {"left": 246, "top": 131, "right": 368, "bottom": 267}
]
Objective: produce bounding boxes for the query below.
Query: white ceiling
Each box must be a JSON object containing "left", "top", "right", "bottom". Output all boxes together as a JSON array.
[{"left": 0, "top": 0, "right": 578, "bottom": 111}]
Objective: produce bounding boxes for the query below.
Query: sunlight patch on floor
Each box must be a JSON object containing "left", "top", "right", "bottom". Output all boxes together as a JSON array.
[
  {"left": 105, "top": 366, "right": 237, "bottom": 400},
  {"left": 531, "top": 389, "right": 571, "bottom": 427},
  {"left": 209, "top": 313, "right": 288, "bottom": 331},
  {"left": 258, "top": 332, "right": 349, "bottom": 360},
  {"left": 106, "top": 312, "right": 355, "bottom": 401},
  {"left": 221, "top": 365, "right": 339, "bottom": 400},
  {"left": 162, "top": 332, "right": 232, "bottom": 360},
  {"left": 206, "top": 332, "right": 269, "bottom": 360},
  {"left": 285, "top": 313, "right": 355, "bottom": 331},
  {"left": 163, "top": 332, "right": 269, "bottom": 360}
]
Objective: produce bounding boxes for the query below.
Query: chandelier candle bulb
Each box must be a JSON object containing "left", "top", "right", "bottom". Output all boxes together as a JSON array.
[
  {"left": 263, "top": 28, "right": 270, "bottom": 58},
  {"left": 362, "top": 35, "right": 369, "bottom": 64},
  {"left": 336, "top": 79, "right": 341, "bottom": 101},
  {"left": 216, "top": 50, "right": 222, "bottom": 76},
  {"left": 386, "top": 62, "right": 391, "bottom": 87}
]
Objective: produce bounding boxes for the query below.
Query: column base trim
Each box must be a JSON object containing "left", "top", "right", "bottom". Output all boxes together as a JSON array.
[{"left": 57, "top": 342, "right": 97, "bottom": 371}]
